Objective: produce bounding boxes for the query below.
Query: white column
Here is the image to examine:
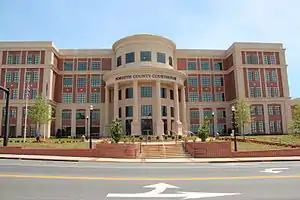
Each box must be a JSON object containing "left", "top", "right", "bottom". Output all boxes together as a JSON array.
[
  {"left": 104, "top": 86, "right": 109, "bottom": 125},
  {"left": 16, "top": 106, "right": 23, "bottom": 137},
  {"left": 263, "top": 104, "right": 270, "bottom": 134},
  {"left": 113, "top": 83, "right": 119, "bottom": 120},
  {"left": 174, "top": 83, "right": 183, "bottom": 135},
  {"left": 155, "top": 81, "right": 164, "bottom": 136},
  {"left": 55, "top": 108, "right": 62, "bottom": 130},
  {"left": 180, "top": 86, "right": 187, "bottom": 135},
  {"left": 71, "top": 108, "right": 76, "bottom": 137},
  {"left": 131, "top": 80, "right": 140, "bottom": 135}
]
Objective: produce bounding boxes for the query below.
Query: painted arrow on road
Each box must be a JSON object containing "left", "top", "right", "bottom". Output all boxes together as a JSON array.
[
  {"left": 106, "top": 182, "right": 241, "bottom": 199},
  {"left": 260, "top": 168, "right": 289, "bottom": 174}
]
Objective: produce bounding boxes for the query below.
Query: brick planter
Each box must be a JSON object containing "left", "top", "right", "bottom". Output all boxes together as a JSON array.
[
  {"left": 0, "top": 143, "right": 141, "bottom": 159},
  {"left": 184, "top": 142, "right": 232, "bottom": 158}
]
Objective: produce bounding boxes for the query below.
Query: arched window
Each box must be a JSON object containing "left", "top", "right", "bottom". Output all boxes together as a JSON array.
[{"left": 169, "top": 56, "right": 173, "bottom": 66}]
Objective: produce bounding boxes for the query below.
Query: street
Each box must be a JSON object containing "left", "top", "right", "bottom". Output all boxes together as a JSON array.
[{"left": 0, "top": 160, "right": 300, "bottom": 200}]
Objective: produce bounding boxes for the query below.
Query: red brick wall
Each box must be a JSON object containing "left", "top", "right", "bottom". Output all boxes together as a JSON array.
[
  {"left": 102, "top": 58, "right": 112, "bottom": 70},
  {"left": 177, "top": 58, "right": 187, "bottom": 70},
  {"left": 184, "top": 142, "right": 232, "bottom": 158},
  {"left": 224, "top": 71, "right": 236, "bottom": 101},
  {"left": 223, "top": 54, "right": 233, "bottom": 70}
]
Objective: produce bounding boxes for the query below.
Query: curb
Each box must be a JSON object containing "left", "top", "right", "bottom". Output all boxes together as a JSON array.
[{"left": 0, "top": 157, "right": 80, "bottom": 162}]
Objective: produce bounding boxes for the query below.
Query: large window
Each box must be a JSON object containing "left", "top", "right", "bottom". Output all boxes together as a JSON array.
[
  {"left": 117, "top": 56, "right": 122, "bottom": 67},
  {"left": 91, "top": 61, "right": 101, "bottom": 70},
  {"left": 91, "top": 92, "right": 100, "bottom": 103},
  {"left": 92, "top": 110, "right": 100, "bottom": 120},
  {"left": 161, "top": 106, "right": 167, "bottom": 117},
  {"left": 13, "top": 72, "right": 19, "bottom": 82},
  {"left": 78, "top": 62, "right": 87, "bottom": 71},
  {"left": 190, "top": 124, "right": 200, "bottom": 133},
  {"left": 140, "top": 51, "right": 151, "bottom": 61},
  {"left": 7, "top": 55, "right": 20, "bottom": 64},
  {"left": 62, "top": 93, "right": 73, "bottom": 103},
  {"left": 64, "top": 62, "right": 73, "bottom": 71},
  {"left": 63, "top": 78, "right": 73, "bottom": 87},
  {"left": 5, "top": 72, "right": 12, "bottom": 82},
  {"left": 141, "top": 86, "right": 152, "bottom": 98},
  {"left": 200, "top": 61, "right": 210, "bottom": 70},
  {"left": 126, "top": 52, "right": 135, "bottom": 64},
  {"left": 190, "top": 110, "right": 200, "bottom": 119},
  {"left": 214, "top": 77, "right": 224, "bottom": 86},
  {"left": 62, "top": 110, "right": 71, "bottom": 120},
  {"left": 33, "top": 72, "right": 39, "bottom": 82},
  {"left": 215, "top": 92, "right": 225, "bottom": 102},
  {"left": 11, "top": 89, "right": 18, "bottom": 100},
  {"left": 126, "top": 88, "right": 133, "bottom": 99},
  {"left": 76, "top": 93, "right": 86, "bottom": 103},
  {"left": 161, "top": 88, "right": 167, "bottom": 98},
  {"left": 91, "top": 76, "right": 101, "bottom": 87},
  {"left": 157, "top": 52, "right": 166, "bottom": 63},
  {"left": 188, "top": 77, "right": 198, "bottom": 87},
  {"left": 141, "top": 105, "right": 152, "bottom": 116},
  {"left": 188, "top": 61, "right": 197, "bottom": 70},
  {"left": 214, "top": 62, "right": 223, "bottom": 70},
  {"left": 126, "top": 106, "right": 133, "bottom": 117},
  {"left": 202, "top": 92, "right": 213, "bottom": 102},
  {"left": 201, "top": 76, "right": 211, "bottom": 86},
  {"left": 188, "top": 92, "right": 198, "bottom": 102},
  {"left": 77, "top": 77, "right": 86, "bottom": 87}
]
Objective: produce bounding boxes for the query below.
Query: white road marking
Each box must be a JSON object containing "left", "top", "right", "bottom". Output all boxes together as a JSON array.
[
  {"left": 260, "top": 168, "right": 289, "bottom": 174},
  {"left": 106, "top": 182, "right": 241, "bottom": 199}
]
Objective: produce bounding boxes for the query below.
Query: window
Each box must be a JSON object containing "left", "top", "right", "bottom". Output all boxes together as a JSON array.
[
  {"left": 190, "top": 110, "right": 200, "bottom": 119},
  {"left": 62, "top": 111, "right": 71, "bottom": 120},
  {"left": 251, "top": 122, "right": 257, "bottom": 133},
  {"left": 190, "top": 124, "right": 200, "bottom": 133},
  {"left": 77, "top": 77, "right": 86, "bottom": 87},
  {"left": 217, "top": 123, "right": 225, "bottom": 133},
  {"left": 274, "top": 106, "right": 281, "bottom": 115},
  {"left": 276, "top": 120, "right": 282, "bottom": 132},
  {"left": 12, "top": 89, "right": 18, "bottom": 100},
  {"left": 254, "top": 71, "right": 260, "bottom": 81},
  {"left": 92, "top": 110, "right": 100, "bottom": 120},
  {"left": 63, "top": 78, "right": 73, "bottom": 87},
  {"left": 76, "top": 111, "right": 85, "bottom": 120},
  {"left": 257, "top": 106, "right": 263, "bottom": 115},
  {"left": 7, "top": 55, "right": 13, "bottom": 64},
  {"left": 25, "top": 72, "right": 31, "bottom": 82},
  {"left": 248, "top": 71, "right": 253, "bottom": 81},
  {"left": 217, "top": 110, "right": 226, "bottom": 118},
  {"left": 161, "top": 106, "right": 167, "bottom": 117},
  {"left": 268, "top": 106, "right": 273, "bottom": 115},
  {"left": 269, "top": 121, "right": 275, "bottom": 132},
  {"left": 34, "top": 55, "right": 40, "bottom": 64},
  {"left": 141, "top": 105, "right": 152, "bottom": 116},
  {"left": 5, "top": 72, "right": 12, "bottom": 82},
  {"left": 126, "top": 88, "right": 133, "bottom": 99},
  {"left": 33, "top": 72, "right": 39, "bottom": 82},
  {"left": 256, "top": 87, "right": 262, "bottom": 97},
  {"left": 274, "top": 88, "right": 279, "bottom": 97},
  {"left": 200, "top": 61, "right": 210, "bottom": 70},
  {"left": 250, "top": 87, "right": 255, "bottom": 97},
  {"left": 91, "top": 61, "right": 101, "bottom": 70},
  {"left": 204, "top": 110, "right": 212, "bottom": 118},
  {"left": 31, "top": 89, "right": 37, "bottom": 99},
  {"left": 169, "top": 56, "right": 173, "bottom": 66},
  {"left": 246, "top": 55, "right": 252, "bottom": 64},
  {"left": 118, "top": 90, "right": 122, "bottom": 100},
  {"left": 76, "top": 93, "right": 86, "bottom": 103},
  {"left": 27, "top": 55, "right": 33, "bottom": 64},
  {"left": 252, "top": 55, "right": 258, "bottom": 64},
  {"left": 161, "top": 88, "right": 167, "bottom": 98},
  {"left": 7, "top": 55, "right": 20, "bottom": 64},
  {"left": 188, "top": 92, "right": 198, "bottom": 102},
  {"left": 141, "top": 86, "right": 152, "bottom": 98},
  {"left": 10, "top": 109, "right": 17, "bottom": 118},
  {"left": 78, "top": 62, "right": 87, "bottom": 71},
  {"left": 201, "top": 76, "right": 211, "bottom": 86},
  {"left": 117, "top": 56, "right": 122, "bottom": 67},
  {"left": 170, "top": 107, "right": 174, "bottom": 117},
  {"left": 13, "top": 72, "right": 19, "bottom": 82},
  {"left": 202, "top": 92, "right": 213, "bottom": 102},
  {"left": 215, "top": 92, "right": 225, "bottom": 102},
  {"left": 119, "top": 107, "right": 122, "bottom": 118},
  {"left": 125, "top": 52, "right": 135, "bottom": 64},
  {"left": 188, "top": 61, "right": 197, "bottom": 70},
  {"left": 62, "top": 93, "right": 73, "bottom": 103},
  {"left": 91, "top": 76, "right": 100, "bottom": 87},
  {"left": 170, "top": 90, "right": 174, "bottom": 100},
  {"left": 263, "top": 56, "right": 269, "bottom": 64},
  {"left": 90, "top": 92, "right": 100, "bottom": 103},
  {"left": 267, "top": 87, "right": 272, "bottom": 97},
  {"left": 265, "top": 71, "right": 271, "bottom": 81},
  {"left": 270, "top": 55, "right": 275, "bottom": 64},
  {"left": 214, "top": 77, "right": 224, "bottom": 86},
  {"left": 188, "top": 77, "right": 198, "bottom": 87},
  {"left": 126, "top": 106, "right": 133, "bottom": 117},
  {"left": 258, "top": 121, "right": 264, "bottom": 132},
  {"left": 140, "top": 51, "right": 151, "bottom": 61},
  {"left": 157, "top": 52, "right": 166, "bottom": 63},
  {"left": 64, "top": 62, "right": 73, "bottom": 71},
  {"left": 214, "top": 62, "right": 223, "bottom": 70},
  {"left": 271, "top": 71, "right": 277, "bottom": 82}
]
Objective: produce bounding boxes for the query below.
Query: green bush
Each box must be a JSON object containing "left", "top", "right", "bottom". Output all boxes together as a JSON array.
[
  {"left": 156, "top": 136, "right": 160, "bottom": 140},
  {"left": 139, "top": 136, "right": 143, "bottom": 141},
  {"left": 110, "top": 118, "right": 123, "bottom": 143},
  {"left": 147, "top": 136, "right": 152, "bottom": 141},
  {"left": 178, "top": 135, "right": 182, "bottom": 140},
  {"left": 171, "top": 136, "right": 175, "bottom": 140},
  {"left": 198, "top": 117, "right": 210, "bottom": 142}
]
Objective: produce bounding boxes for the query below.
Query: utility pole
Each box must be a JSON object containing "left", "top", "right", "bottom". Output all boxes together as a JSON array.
[
  {"left": 23, "top": 83, "right": 30, "bottom": 143},
  {"left": 0, "top": 86, "right": 10, "bottom": 146}
]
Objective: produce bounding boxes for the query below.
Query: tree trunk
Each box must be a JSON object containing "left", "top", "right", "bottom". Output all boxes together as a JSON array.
[{"left": 242, "top": 123, "right": 245, "bottom": 140}]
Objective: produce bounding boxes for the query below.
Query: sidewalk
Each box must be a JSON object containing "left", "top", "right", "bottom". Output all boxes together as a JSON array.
[{"left": 1, "top": 154, "right": 300, "bottom": 163}]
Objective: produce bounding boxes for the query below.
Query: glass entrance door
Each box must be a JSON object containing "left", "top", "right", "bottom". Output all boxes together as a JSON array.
[{"left": 141, "top": 119, "right": 153, "bottom": 135}]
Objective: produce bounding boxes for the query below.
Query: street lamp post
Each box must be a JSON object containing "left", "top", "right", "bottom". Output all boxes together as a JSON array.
[
  {"left": 89, "top": 105, "right": 93, "bottom": 149},
  {"left": 0, "top": 86, "right": 10, "bottom": 146},
  {"left": 231, "top": 106, "right": 238, "bottom": 151},
  {"left": 212, "top": 112, "right": 215, "bottom": 137},
  {"left": 23, "top": 83, "right": 31, "bottom": 143}
]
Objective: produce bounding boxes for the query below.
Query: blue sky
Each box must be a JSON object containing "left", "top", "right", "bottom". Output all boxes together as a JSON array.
[{"left": 0, "top": 0, "right": 299, "bottom": 98}]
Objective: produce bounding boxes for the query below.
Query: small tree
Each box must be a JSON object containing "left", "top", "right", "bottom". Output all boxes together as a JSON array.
[
  {"left": 291, "top": 104, "right": 300, "bottom": 134},
  {"left": 28, "top": 96, "right": 52, "bottom": 137},
  {"left": 198, "top": 117, "right": 210, "bottom": 142},
  {"left": 110, "top": 118, "right": 123, "bottom": 143},
  {"left": 235, "top": 100, "right": 251, "bottom": 138}
]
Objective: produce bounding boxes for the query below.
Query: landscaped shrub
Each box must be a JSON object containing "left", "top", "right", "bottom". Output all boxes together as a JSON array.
[
  {"left": 110, "top": 118, "right": 123, "bottom": 143},
  {"left": 198, "top": 117, "right": 210, "bottom": 142},
  {"left": 178, "top": 135, "right": 182, "bottom": 140},
  {"left": 171, "top": 136, "right": 175, "bottom": 140},
  {"left": 156, "top": 136, "right": 160, "bottom": 141}
]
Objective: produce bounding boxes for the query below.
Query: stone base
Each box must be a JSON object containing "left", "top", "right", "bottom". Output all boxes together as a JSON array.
[
  {"left": 131, "top": 120, "right": 141, "bottom": 136},
  {"left": 175, "top": 120, "right": 183, "bottom": 135}
]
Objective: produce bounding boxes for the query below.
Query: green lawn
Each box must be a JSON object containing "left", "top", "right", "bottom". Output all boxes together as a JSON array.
[
  {"left": 239, "top": 134, "right": 300, "bottom": 145},
  {"left": 233, "top": 141, "right": 291, "bottom": 152}
]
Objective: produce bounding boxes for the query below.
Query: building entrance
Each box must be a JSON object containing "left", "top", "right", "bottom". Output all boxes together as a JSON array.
[{"left": 141, "top": 119, "right": 153, "bottom": 135}]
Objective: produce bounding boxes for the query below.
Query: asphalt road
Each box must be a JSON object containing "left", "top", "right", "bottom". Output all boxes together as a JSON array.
[{"left": 0, "top": 160, "right": 300, "bottom": 200}]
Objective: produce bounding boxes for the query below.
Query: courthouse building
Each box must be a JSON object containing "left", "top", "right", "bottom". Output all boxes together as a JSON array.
[{"left": 0, "top": 34, "right": 292, "bottom": 137}]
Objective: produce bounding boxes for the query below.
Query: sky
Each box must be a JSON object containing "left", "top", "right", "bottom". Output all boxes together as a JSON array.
[{"left": 0, "top": 0, "right": 299, "bottom": 98}]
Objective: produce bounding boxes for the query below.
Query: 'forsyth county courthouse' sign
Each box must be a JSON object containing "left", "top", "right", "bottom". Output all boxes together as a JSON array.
[{"left": 115, "top": 74, "right": 177, "bottom": 81}]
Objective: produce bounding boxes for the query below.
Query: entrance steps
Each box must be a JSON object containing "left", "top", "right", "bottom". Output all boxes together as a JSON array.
[{"left": 140, "top": 143, "right": 191, "bottom": 159}]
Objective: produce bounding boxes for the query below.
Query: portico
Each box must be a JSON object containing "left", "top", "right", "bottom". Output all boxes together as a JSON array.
[{"left": 103, "top": 67, "right": 187, "bottom": 136}]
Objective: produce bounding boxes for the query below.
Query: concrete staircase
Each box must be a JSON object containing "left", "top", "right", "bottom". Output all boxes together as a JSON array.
[{"left": 140, "top": 143, "right": 191, "bottom": 159}]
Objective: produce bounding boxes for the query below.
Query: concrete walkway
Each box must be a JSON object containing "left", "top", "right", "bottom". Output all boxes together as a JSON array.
[{"left": 1, "top": 154, "right": 300, "bottom": 163}]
